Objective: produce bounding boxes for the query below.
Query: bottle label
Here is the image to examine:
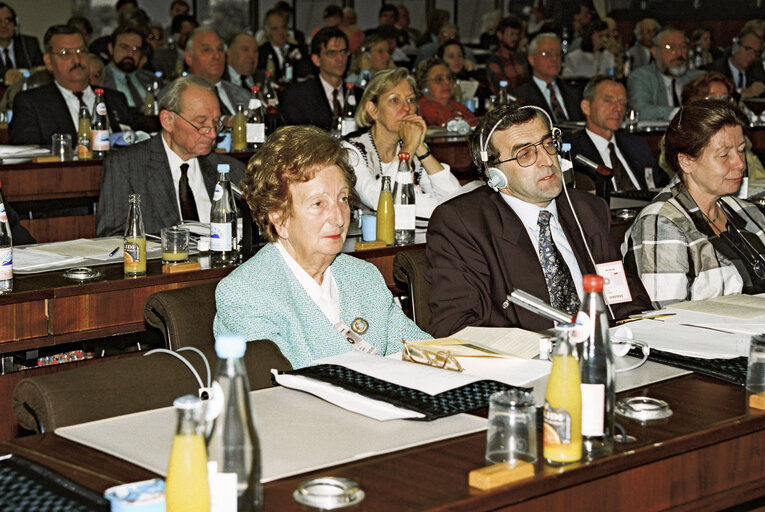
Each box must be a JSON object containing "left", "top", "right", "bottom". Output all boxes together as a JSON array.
[
  {"left": 124, "top": 240, "right": 142, "bottom": 265},
  {"left": 210, "top": 222, "right": 232, "bottom": 251},
  {"left": 0, "top": 247, "right": 12, "bottom": 280},
  {"left": 212, "top": 184, "right": 224, "bottom": 201},
  {"left": 285, "top": 66, "right": 293, "bottom": 81},
  {"left": 581, "top": 383, "right": 605, "bottom": 436},
  {"left": 246, "top": 123, "right": 266, "bottom": 143},
  {"left": 92, "top": 130, "right": 110, "bottom": 151},
  {"left": 77, "top": 142, "right": 92, "bottom": 160},
  {"left": 394, "top": 204, "right": 415, "bottom": 230},
  {"left": 395, "top": 172, "right": 413, "bottom": 184},
  {"left": 341, "top": 119, "right": 357, "bottom": 136},
  {"left": 543, "top": 400, "right": 572, "bottom": 445},
  {"left": 95, "top": 102, "right": 107, "bottom": 115},
  {"left": 571, "top": 311, "right": 590, "bottom": 343},
  {"left": 0, "top": 202, "right": 6, "bottom": 222}
]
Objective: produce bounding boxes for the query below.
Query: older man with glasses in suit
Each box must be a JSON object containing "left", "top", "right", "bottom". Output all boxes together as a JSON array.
[{"left": 96, "top": 75, "right": 244, "bottom": 236}]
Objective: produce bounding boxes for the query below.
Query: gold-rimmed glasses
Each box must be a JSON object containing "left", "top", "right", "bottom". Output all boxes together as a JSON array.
[
  {"left": 494, "top": 135, "right": 558, "bottom": 168},
  {"left": 171, "top": 111, "right": 223, "bottom": 135},
  {"left": 402, "top": 341, "right": 464, "bottom": 372}
]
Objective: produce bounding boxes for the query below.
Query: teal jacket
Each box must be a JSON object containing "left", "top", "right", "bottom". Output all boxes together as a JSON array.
[{"left": 213, "top": 243, "right": 429, "bottom": 368}]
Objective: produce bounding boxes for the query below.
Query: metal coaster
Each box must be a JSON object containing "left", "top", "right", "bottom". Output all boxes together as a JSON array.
[
  {"left": 293, "top": 477, "right": 365, "bottom": 510},
  {"left": 62, "top": 267, "right": 100, "bottom": 282},
  {"left": 616, "top": 396, "right": 672, "bottom": 423},
  {"left": 613, "top": 208, "right": 638, "bottom": 221}
]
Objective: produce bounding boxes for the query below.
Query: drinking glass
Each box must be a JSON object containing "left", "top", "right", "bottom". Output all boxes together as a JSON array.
[
  {"left": 625, "top": 109, "right": 640, "bottom": 132},
  {"left": 485, "top": 389, "right": 537, "bottom": 464},
  {"left": 161, "top": 226, "right": 190, "bottom": 264}
]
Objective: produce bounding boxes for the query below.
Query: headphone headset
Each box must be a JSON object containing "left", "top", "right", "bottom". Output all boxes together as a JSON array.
[
  {"left": 479, "top": 104, "right": 562, "bottom": 191},
  {"left": 732, "top": 36, "right": 740, "bottom": 54}
]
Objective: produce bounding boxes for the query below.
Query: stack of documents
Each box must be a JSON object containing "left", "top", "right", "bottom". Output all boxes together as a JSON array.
[{"left": 0, "top": 144, "right": 49, "bottom": 163}]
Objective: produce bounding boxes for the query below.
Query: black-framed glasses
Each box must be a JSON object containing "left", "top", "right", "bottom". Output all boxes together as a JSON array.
[
  {"left": 322, "top": 49, "right": 350, "bottom": 58},
  {"left": 171, "top": 111, "right": 223, "bottom": 135},
  {"left": 494, "top": 135, "right": 558, "bottom": 168}
]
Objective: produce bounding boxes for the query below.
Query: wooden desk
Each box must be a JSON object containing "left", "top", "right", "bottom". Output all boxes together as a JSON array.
[{"left": 1, "top": 373, "right": 763, "bottom": 510}]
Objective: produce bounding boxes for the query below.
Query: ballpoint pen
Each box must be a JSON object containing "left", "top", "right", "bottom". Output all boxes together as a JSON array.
[{"left": 108, "top": 246, "right": 120, "bottom": 257}]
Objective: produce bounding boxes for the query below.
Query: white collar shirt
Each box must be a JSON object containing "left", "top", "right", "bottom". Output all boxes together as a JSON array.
[
  {"left": 161, "top": 133, "right": 212, "bottom": 223},
  {"left": 227, "top": 65, "right": 253, "bottom": 89},
  {"left": 274, "top": 240, "right": 341, "bottom": 323},
  {"left": 214, "top": 81, "right": 236, "bottom": 115},
  {"left": 533, "top": 75, "right": 568, "bottom": 119},
  {"left": 54, "top": 81, "right": 95, "bottom": 129},
  {"left": 500, "top": 193, "right": 584, "bottom": 299},
  {"left": 660, "top": 73, "right": 682, "bottom": 107},
  {"left": 319, "top": 73, "right": 343, "bottom": 111},
  {"left": 108, "top": 64, "right": 146, "bottom": 107},
  {"left": 585, "top": 128, "right": 641, "bottom": 190},
  {"left": 728, "top": 58, "right": 746, "bottom": 89}
]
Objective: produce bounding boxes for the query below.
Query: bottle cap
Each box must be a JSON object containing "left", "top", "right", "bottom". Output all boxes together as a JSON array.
[
  {"left": 95, "top": 88, "right": 103, "bottom": 95},
  {"left": 173, "top": 394, "right": 203, "bottom": 410},
  {"left": 251, "top": 85, "right": 259, "bottom": 92},
  {"left": 398, "top": 152, "right": 410, "bottom": 161},
  {"left": 499, "top": 80, "right": 508, "bottom": 87},
  {"left": 346, "top": 82, "right": 354, "bottom": 89},
  {"left": 215, "top": 335, "right": 246, "bottom": 359},
  {"left": 217, "top": 163, "right": 230, "bottom": 173},
  {"left": 582, "top": 274, "right": 604, "bottom": 293}
]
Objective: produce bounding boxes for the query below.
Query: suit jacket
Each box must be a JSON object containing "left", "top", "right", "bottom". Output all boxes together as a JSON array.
[
  {"left": 256, "top": 42, "right": 311, "bottom": 83},
  {"left": 222, "top": 66, "right": 266, "bottom": 91},
  {"left": 704, "top": 56, "right": 765, "bottom": 89},
  {"left": 0, "top": 34, "right": 43, "bottom": 77},
  {"left": 627, "top": 44, "right": 652, "bottom": 71},
  {"left": 564, "top": 129, "right": 667, "bottom": 190},
  {"left": 510, "top": 79, "right": 583, "bottom": 122},
  {"left": 96, "top": 134, "right": 245, "bottom": 237},
  {"left": 213, "top": 243, "right": 428, "bottom": 369},
  {"left": 9, "top": 83, "right": 133, "bottom": 146},
  {"left": 626, "top": 63, "right": 703, "bottom": 121},
  {"left": 425, "top": 186, "right": 652, "bottom": 336},
  {"left": 282, "top": 76, "right": 359, "bottom": 131},
  {"left": 156, "top": 78, "right": 255, "bottom": 116}
]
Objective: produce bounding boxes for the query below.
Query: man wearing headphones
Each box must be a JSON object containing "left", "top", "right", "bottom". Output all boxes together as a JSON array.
[
  {"left": 704, "top": 29, "right": 765, "bottom": 99},
  {"left": 0, "top": 2, "right": 43, "bottom": 86},
  {"left": 425, "top": 104, "right": 652, "bottom": 337}
]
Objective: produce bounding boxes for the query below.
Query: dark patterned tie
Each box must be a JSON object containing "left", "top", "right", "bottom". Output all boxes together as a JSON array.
[
  {"left": 609, "top": 142, "right": 636, "bottom": 191},
  {"left": 670, "top": 78, "right": 680, "bottom": 107},
  {"left": 178, "top": 163, "right": 199, "bottom": 221},
  {"left": 546, "top": 82, "right": 567, "bottom": 122},
  {"left": 332, "top": 88, "right": 341, "bottom": 118},
  {"left": 538, "top": 210, "right": 580, "bottom": 315},
  {"left": 3, "top": 48, "right": 12, "bottom": 69},
  {"left": 738, "top": 72, "right": 745, "bottom": 90}
]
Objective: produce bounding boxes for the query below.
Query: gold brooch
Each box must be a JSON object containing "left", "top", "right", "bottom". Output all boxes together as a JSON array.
[{"left": 351, "top": 317, "right": 369, "bottom": 334}]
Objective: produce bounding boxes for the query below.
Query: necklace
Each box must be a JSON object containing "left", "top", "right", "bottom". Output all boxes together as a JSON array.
[
  {"left": 698, "top": 200, "right": 724, "bottom": 233},
  {"left": 367, "top": 131, "right": 400, "bottom": 181},
  {"left": 711, "top": 201, "right": 765, "bottom": 280}
]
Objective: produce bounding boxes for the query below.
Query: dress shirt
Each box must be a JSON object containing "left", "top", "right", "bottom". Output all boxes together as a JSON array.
[
  {"left": 585, "top": 128, "right": 641, "bottom": 189},
  {"left": 1, "top": 39, "right": 14, "bottom": 68},
  {"left": 272, "top": 45, "right": 285, "bottom": 69},
  {"left": 275, "top": 240, "right": 341, "bottom": 323},
  {"left": 227, "top": 65, "right": 254, "bottom": 89},
  {"left": 161, "top": 134, "right": 211, "bottom": 223},
  {"left": 533, "top": 75, "right": 568, "bottom": 119},
  {"left": 54, "top": 81, "right": 95, "bottom": 128},
  {"left": 728, "top": 59, "right": 745, "bottom": 89},
  {"left": 108, "top": 64, "right": 146, "bottom": 107},
  {"left": 319, "top": 74, "right": 343, "bottom": 110},
  {"left": 500, "top": 193, "right": 584, "bottom": 299},
  {"left": 214, "top": 81, "right": 236, "bottom": 115},
  {"left": 660, "top": 74, "right": 682, "bottom": 107}
]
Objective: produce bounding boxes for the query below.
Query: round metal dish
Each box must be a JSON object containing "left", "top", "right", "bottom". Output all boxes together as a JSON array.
[
  {"left": 613, "top": 208, "right": 638, "bottom": 221},
  {"left": 616, "top": 396, "right": 672, "bottom": 423},
  {"left": 62, "top": 267, "right": 101, "bottom": 282},
  {"left": 293, "top": 477, "right": 365, "bottom": 510}
]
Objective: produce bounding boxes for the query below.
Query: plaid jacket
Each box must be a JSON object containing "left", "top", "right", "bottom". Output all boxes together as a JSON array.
[{"left": 623, "top": 180, "right": 765, "bottom": 308}]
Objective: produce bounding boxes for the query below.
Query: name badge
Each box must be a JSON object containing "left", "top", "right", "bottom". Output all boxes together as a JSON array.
[
  {"left": 595, "top": 261, "right": 632, "bottom": 305},
  {"left": 334, "top": 321, "right": 379, "bottom": 355},
  {"left": 644, "top": 167, "right": 656, "bottom": 189}
]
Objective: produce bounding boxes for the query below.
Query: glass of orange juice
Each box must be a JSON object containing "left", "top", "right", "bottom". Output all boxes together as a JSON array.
[{"left": 161, "top": 226, "right": 190, "bottom": 264}]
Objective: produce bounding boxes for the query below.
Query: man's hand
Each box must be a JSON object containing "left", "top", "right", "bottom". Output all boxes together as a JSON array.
[{"left": 741, "top": 81, "right": 765, "bottom": 99}]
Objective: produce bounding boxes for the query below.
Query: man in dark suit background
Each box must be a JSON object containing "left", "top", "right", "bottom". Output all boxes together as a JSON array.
[
  {"left": 0, "top": 2, "right": 43, "bottom": 87},
  {"left": 103, "top": 24, "right": 155, "bottom": 112},
  {"left": 425, "top": 104, "right": 651, "bottom": 336},
  {"left": 564, "top": 76, "right": 666, "bottom": 194},
  {"left": 256, "top": 8, "right": 310, "bottom": 83},
  {"left": 224, "top": 33, "right": 264, "bottom": 91},
  {"left": 9, "top": 24, "right": 132, "bottom": 146},
  {"left": 97, "top": 75, "right": 244, "bottom": 236},
  {"left": 511, "top": 33, "right": 583, "bottom": 122},
  {"left": 704, "top": 28, "right": 765, "bottom": 100},
  {"left": 282, "top": 27, "right": 355, "bottom": 131}
]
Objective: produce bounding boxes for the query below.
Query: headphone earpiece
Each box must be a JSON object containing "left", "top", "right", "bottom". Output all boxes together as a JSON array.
[
  {"left": 421, "top": 86, "right": 429, "bottom": 96},
  {"left": 486, "top": 167, "right": 508, "bottom": 191},
  {"left": 731, "top": 36, "right": 740, "bottom": 54}
]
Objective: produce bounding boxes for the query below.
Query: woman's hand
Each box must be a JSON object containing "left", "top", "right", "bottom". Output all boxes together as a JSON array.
[{"left": 399, "top": 114, "right": 427, "bottom": 156}]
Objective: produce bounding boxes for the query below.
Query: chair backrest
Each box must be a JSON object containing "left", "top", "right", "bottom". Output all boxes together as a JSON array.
[
  {"left": 393, "top": 248, "right": 431, "bottom": 330},
  {"left": 144, "top": 281, "right": 219, "bottom": 350}
]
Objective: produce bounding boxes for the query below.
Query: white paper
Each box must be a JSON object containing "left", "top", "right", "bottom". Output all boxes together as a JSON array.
[
  {"left": 456, "top": 357, "right": 551, "bottom": 387},
  {"left": 452, "top": 326, "right": 542, "bottom": 359},
  {"left": 667, "top": 295, "right": 765, "bottom": 319}
]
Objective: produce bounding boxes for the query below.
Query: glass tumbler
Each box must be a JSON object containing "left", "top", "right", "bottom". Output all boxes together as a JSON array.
[{"left": 485, "top": 388, "right": 537, "bottom": 465}]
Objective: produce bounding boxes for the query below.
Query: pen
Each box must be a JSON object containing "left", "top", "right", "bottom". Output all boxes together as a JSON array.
[
  {"left": 108, "top": 246, "right": 120, "bottom": 257},
  {"left": 615, "top": 313, "right": 676, "bottom": 325}
]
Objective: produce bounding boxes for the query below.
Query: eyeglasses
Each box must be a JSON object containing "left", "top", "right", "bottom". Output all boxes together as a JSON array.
[
  {"left": 661, "top": 43, "right": 689, "bottom": 53},
  {"left": 50, "top": 47, "right": 87, "bottom": 60},
  {"left": 171, "top": 111, "right": 223, "bottom": 135},
  {"left": 402, "top": 341, "right": 464, "bottom": 373},
  {"left": 704, "top": 93, "right": 730, "bottom": 101},
  {"left": 428, "top": 73, "right": 454, "bottom": 84},
  {"left": 534, "top": 50, "right": 562, "bottom": 59},
  {"left": 116, "top": 43, "right": 141, "bottom": 54},
  {"left": 495, "top": 135, "right": 558, "bottom": 168},
  {"left": 0, "top": 17, "right": 13, "bottom": 26},
  {"left": 147, "top": 34, "right": 161, "bottom": 41},
  {"left": 322, "top": 49, "right": 350, "bottom": 58}
]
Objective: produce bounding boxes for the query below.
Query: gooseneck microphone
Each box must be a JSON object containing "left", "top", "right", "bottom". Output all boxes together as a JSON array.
[{"left": 574, "top": 154, "right": 613, "bottom": 201}]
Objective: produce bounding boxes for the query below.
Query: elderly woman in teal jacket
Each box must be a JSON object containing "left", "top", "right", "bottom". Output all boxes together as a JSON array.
[{"left": 213, "top": 125, "right": 429, "bottom": 368}]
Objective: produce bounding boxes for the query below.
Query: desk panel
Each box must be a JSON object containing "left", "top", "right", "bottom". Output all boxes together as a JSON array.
[{"left": 0, "top": 300, "right": 47, "bottom": 342}]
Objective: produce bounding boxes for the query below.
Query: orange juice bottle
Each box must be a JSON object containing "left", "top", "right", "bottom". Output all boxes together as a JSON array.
[
  {"left": 376, "top": 176, "right": 395, "bottom": 245},
  {"left": 543, "top": 323, "right": 582, "bottom": 465},
  {"left": 165, "top": 395, "right": 210, "bottom": 512},
  {"left": 123, "top": 194, "right": 146, "bottom": 276}
]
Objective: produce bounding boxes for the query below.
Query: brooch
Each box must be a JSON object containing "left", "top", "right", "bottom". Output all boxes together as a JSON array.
[{"left": 351, "top": 317, "right": 369, "bottom": 335}]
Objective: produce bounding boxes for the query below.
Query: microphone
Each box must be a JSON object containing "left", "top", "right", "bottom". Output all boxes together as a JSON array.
[
  {"left": 574, "top": 154, "right": 613, "bottom": 177},
  {"left": 502, "top": 288, "right": 574, "bottom": 325}
]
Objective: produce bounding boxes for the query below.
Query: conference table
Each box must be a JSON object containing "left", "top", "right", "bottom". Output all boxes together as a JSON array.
[{"left": 0, "top": 371, "right": 763, "bottom": 511}]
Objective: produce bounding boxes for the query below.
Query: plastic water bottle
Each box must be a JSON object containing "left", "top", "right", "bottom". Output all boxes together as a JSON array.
[
  {"left": 574, "top": 274, "right": 614, "bottom": 459},
  {"left": 210, "top": 164, "right": 238, "bottom": 266},
  {"left": 0, "top": 181, "right": 12, "bottom": 294},
  {"left": 207, "top": 335, "right": 263, "bottom": 512},
  {"left": 392, "top": 152, "right": 415, "bottom": 245}
]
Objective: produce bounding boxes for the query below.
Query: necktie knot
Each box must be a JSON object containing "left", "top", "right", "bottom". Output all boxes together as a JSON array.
[
  {"left": 180, "top": 162, "right": 189, "bottom": 176},
  {"left": 538, "top": 210, "right": 552, "bottom": 227}
]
